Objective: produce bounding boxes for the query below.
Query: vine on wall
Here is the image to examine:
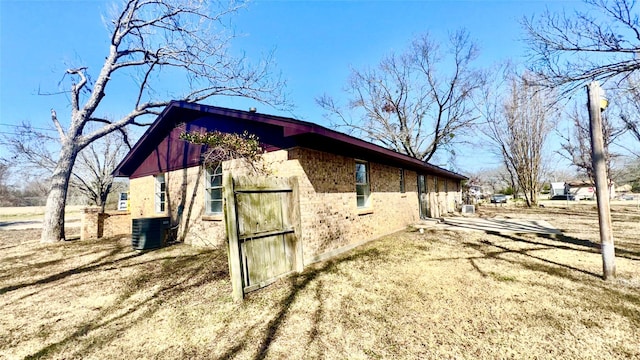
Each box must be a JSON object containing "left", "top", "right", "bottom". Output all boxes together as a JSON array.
[{"left": 179, "top": 129, "right": 267, "bottom": 173}]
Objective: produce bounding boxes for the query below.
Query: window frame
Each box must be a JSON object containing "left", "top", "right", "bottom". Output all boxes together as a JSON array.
[
  {"left": 399, "top": 168, "right": 406, "bottom": 193},
  {"left": 204, "top": 164, "right": 223, "bottom": 215},
  {"left": 355, "top": 160, "right": 371, "bottom": 208},
  {"left": 155, "top": 173, "right": 166, "bottom": 213}
]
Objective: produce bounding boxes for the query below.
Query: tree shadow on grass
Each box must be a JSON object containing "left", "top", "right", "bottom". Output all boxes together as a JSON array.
[
  {"left": 216, "top": 247, "right": 384, "bottom": 360},
  {"left": 459, "top": 233, "right": 640, "bottom": 328},
  {"left": 0, "top": 241, "right": 146, "bottom": 296},
  {"left": 538, "top": 233, "right": 640, "bottom": 260},
  {"left": 483, "top": 232, "right": 602, "bottom": 279},
  {"left": 22, "top": 247, "right": 227, "bottom": 359},
  {"left": 5, "top": 233, "right": 387, "bottom": 360}
]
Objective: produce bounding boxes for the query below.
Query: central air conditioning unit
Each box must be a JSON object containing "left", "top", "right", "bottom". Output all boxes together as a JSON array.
[
  {"left": 131, "top": 217, "right": 171, "bottom": 250},
  {"left": 461, "top": 205, "right": 475, "bottom": 214}
]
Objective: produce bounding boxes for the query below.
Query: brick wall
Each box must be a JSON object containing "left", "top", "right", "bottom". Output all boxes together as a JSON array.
[
  {"left": 266, "top": 148, "right": 422, "bottom": 264},
  {"left": 130, "top": 165, "right": 226, "bottom": 247},
  {"left": 129, "top": 175, "right": 156, "bottom": 217},
  {"left": 102, "top": 211, "right": 132, "bottom": 237},
  {"left": 80, "top": 207, "right": 131, "bottom": 240},
  {"left": 126, "top": 147, "right": 460, "bottom": 264}
]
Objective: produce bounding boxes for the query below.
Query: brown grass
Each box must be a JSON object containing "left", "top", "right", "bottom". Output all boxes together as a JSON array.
[{"left": 1, "top": 205, "right": 639, "bottom": 359}]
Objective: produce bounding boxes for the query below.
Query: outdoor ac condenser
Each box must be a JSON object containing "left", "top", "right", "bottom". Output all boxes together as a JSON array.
[
  {"left": 461, "top": 205, "right": 475, "bottom": 214},
  {"left": 131, "top": 217, "right": 171, "bottom": 250}
]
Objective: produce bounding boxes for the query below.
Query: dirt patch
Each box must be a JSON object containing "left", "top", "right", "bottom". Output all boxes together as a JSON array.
[{"left": 0, "top": 205, "right": 638, "bottom": 359}]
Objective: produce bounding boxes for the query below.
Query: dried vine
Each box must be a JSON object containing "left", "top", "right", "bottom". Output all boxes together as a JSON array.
[{"left": 179, "top": 130, "right": 267, "bottom": 173}]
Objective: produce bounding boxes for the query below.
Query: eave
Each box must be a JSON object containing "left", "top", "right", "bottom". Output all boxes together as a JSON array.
[{"left": 113, "top": 101, "right": 468, "bottom": 181}]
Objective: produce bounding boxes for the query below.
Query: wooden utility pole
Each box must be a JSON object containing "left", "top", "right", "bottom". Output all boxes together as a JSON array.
[{"left": 586, "top": 81, "right": 616, "bottom": 280}]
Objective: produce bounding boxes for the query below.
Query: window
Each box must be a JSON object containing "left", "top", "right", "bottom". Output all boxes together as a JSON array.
[
  {"left": 399, "top": 168, "right": 405, "bottom": 193},
  {"left": 205, "top": 164, "right": 223, "bottom": 214},
  {"left": 355, "top": 161, "right": 370, "bottom": 208},
  {"left": 155, "top": 174, "right": 166, "bottom": 213}
]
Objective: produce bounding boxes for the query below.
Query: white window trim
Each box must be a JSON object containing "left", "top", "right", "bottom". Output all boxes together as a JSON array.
[
  {"left": 355, "top": 160, "right": 371, "bottom": 208},
  {"left": 155, "top": 173, "right": 166, "bottom": 213},
  {"left": 205, "top": 164, "right": 223, "bottom": 215}
]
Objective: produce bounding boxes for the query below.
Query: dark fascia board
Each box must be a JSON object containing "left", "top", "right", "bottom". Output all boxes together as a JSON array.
[
  {"left": 113, "top": 100, "right": 468, "bottom": 180},
  {"left": 113, "top": 101, "right": 181, "bottom": 177}
]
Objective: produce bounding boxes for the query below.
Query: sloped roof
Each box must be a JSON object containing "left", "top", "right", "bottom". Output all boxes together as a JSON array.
[{"left": 113, "top": 101, "right": 467, "bottom": 180}]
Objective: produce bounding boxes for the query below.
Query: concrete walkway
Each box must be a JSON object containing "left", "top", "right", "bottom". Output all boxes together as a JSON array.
[{"left": 416, "top": 217, "right": 561, "bottom": 236}]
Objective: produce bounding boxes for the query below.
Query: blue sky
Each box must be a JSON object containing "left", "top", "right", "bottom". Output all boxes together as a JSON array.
[{"left": 0, "top": 0, "right": 588, "bottom": 174}]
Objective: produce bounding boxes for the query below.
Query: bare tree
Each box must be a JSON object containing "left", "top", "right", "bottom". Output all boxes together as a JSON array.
[
  {"left": 478, "top": 74, "right": 556, "bottom": 207},
  {"left": 17, "top": 0, "right": 286, "bottom": 243},
  {"left": 317, "top": 30, "right": 484, "bottom": 162},
  {"left": 20, "top": 180, "right": 51, "bottom": 207},
  {"left": 0, "top": 160, "right": 11, "bottom": 206},
  {"left": 6, "top": 123, "right": 130, "bottom": 210},
  {"left": 616, "top": 156, "right": 640, "bottom": 190},
  {"left": 559, "top": 105, "right": 625, "bottom": 184},
  {"left": 70, "top": 131, "right": 131, "bottom": 212}
]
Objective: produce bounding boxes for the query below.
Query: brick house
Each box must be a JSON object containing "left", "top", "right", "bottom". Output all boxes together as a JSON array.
[{"left": 114, "top": 101, "right": 466, "bottom": 266}]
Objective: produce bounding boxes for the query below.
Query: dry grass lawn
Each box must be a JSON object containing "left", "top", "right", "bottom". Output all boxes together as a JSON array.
[{"left": 1, "top": 205, "right": 639, "bottom": 359}]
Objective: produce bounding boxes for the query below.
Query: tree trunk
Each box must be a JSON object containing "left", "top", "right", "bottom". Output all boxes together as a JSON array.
[
  {"left": 40, "top": 141, "right": 79, "bottom": 243},
  {"left": 99, "top": 187, "right": 109, "bottom": 213}
]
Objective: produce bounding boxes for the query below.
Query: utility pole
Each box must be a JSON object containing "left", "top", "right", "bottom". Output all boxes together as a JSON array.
[{"left": 586, "top": 81, "right": 616, "bottom": 280}]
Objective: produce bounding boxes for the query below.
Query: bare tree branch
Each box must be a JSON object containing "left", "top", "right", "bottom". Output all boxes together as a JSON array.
[
  {"left": 523, "top": 0, "right": 640, "bottom": 93},
  {"left": 318, "top": 30, "right": 483, "bottom": 163},
  {"left": 50, "top": 109, "right": 66, "bottom": 141},
  {"left": 618, "top": 74, "right": 640, "bottom": 144},
  {"left": 66, "top": 67, "right": 88, "bottom": 115}
]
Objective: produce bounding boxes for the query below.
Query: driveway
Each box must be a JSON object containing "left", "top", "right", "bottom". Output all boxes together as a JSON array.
[{"left": 417, "top": 216, "right": 561, "bottom": 235}]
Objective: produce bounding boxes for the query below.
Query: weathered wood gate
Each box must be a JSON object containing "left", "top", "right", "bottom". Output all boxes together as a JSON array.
[{"left": 223, "top": 174, "right": 303, "bottom": 300}]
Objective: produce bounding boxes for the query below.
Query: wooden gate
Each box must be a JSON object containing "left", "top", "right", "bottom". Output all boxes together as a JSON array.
[{"left": 223, "top": 174, "right": 303, "bottom": 300}]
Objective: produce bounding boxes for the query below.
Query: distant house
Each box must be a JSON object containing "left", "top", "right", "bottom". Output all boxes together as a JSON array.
[
  {"left": 616, "top": 183, "right": 632, "bottom": 193},
  {"left": 113, "top": 102, "right": 466, "bottom": 292},
  {"left": 468, "top": 185, "right": 484, "bottom": 198}
]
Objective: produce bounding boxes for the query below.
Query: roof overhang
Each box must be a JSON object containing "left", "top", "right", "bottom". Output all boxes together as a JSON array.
[{"left": 113, "top": 101, "right": 468, "bottom": 181}]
